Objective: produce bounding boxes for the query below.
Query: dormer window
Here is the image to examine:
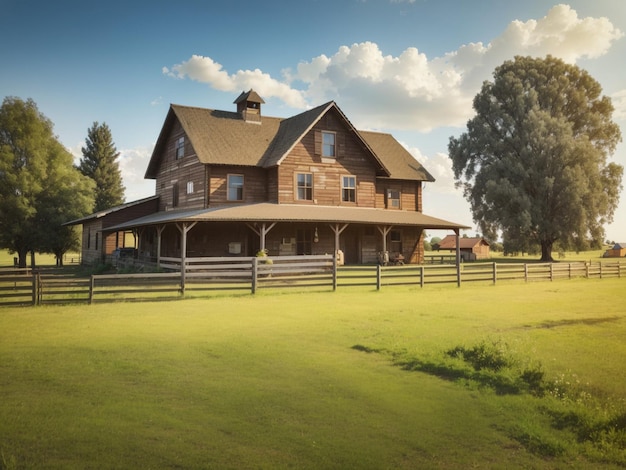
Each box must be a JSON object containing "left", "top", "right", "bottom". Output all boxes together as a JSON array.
[{"left": 175, "top": 136, "right": 185, "bottom": 159}]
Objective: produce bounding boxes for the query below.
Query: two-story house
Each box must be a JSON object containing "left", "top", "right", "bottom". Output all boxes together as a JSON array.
[{"left": 68, "top": 90, "right": 467, "bottom": 265}]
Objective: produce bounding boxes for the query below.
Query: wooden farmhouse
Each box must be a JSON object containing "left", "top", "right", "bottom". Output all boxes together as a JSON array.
[
  {"left": 437, "top": 235, "right": 490, "bottom": 261},
  {"left": 67, "top": 90, "right": 468, "bottom": 266}
]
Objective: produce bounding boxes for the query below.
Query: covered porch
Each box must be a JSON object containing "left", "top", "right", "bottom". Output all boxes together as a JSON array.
[{"left": 107, "top": 202, "right": 469, "bottom": 272}]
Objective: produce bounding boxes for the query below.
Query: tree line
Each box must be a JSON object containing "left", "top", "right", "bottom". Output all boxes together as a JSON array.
[{"left": 0, "top": 98, "right": 124, "bottom": 267}]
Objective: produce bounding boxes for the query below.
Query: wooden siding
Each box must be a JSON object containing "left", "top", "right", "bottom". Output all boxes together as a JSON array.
[
  {"left": 375, "top": 181, "right": 421, "bottom": 211},
  {"left": 153, "top": 120, "right": 206, "bottom": 211},
  {"left": 278, "top": 109, "right": 377, "bottom": 207},
  {"left": 208, "top": 166, "right": 268, "bottom": 205},
  {"left": 81, "top": 220, "right": 103, "bottom": 265}
]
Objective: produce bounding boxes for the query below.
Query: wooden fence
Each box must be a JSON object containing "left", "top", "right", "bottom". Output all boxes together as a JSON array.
[{"left": 0, "top": 258, "right": 624, "bottom": 307}]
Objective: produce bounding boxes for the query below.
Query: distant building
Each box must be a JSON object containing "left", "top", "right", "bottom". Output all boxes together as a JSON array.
[
  {"left": 437, "top": 236, "right": 490, "bottom": 261},
  {"left": 604, "top": 243, "right": 626, "bottom": 258}
]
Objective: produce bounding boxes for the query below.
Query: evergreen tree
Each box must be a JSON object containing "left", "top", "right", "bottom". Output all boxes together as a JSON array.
[
  {"left": 79, "top": 122, "right": 125, "bottom": 211},
  {"left": 449, "top": 56, "right": 623, "bottom": 261}
]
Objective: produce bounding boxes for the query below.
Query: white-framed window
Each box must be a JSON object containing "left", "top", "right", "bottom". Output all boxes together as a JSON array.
[
  {"left": 342, "top": 175, "right": 356, "bottom": 202},
  {"left": 322, "top": 131, "right": 335, "bottom": 157},
  {"left": 386, "top": 189, "right": 400, "bottom": 209},
  {"left": 186, "top": 181, "right": 194, "bottom": 194},
  {"left": 175, "top": 136, "right": 185, "bottom": 159},
  {"left": 227, "top": 174, "right": 244, "bottom": 201},
  {"left": 296, "top": 173, "right": 313, "bottom": 200}
]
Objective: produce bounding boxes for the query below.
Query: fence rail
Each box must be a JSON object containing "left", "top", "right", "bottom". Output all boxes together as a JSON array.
[{"left": 0, "top": 258, "right": 623, "bottom": 306}]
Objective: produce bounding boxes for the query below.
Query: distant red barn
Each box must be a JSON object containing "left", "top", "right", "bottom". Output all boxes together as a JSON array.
[{"left": 437, "top": 235, "right": 490, "bottom": 261}]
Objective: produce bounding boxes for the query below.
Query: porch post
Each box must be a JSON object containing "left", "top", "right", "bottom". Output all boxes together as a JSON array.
[
  {"left": 246, "top": 222, "right": 277, "bottom": 253},
  {"left": 330, "top": 223, "right": 348, "bottom": 261},
  {"left": 176, "top": 221, "right": 198, "bottom": 293},
  {"left": 377, "top": 225, "right": 392, "bottom": 264},
  {"left": 454, "top": 228, "right": 461, "bottom": 287},
  {"left": 156, "top": 225, "right": 166, "bottom": 268}
]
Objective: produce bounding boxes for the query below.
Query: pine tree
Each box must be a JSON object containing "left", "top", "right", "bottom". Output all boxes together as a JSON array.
[{"left": 79, "top": 122, "right": 125, "bottom": 211}]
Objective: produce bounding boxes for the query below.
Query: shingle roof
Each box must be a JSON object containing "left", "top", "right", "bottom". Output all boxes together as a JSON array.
[
  {"left": 63, "top": 196, "right": 159, "bottom": 226},
  {"left": 106, "top": 203, "right": 469, "bottom": 232},
  {"left": 145, "top": 101, "right": 433, "bottom": 182},
  {"left": 438, "top": 235, "right": 488, "bottom": 250}
]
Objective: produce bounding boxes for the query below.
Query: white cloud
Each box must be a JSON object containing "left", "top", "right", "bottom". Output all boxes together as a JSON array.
[
  {"left": 164, "top": 4, "right": 622, "bottom": 133},
  {"left": 163, "top": 54, "right": 307, "bottom": 109},
  {"left": 611, "top": 89, "right": 626, "bottom": 121},
  {"left": 118, "top": 146, "right": 156, "bottom": 202}
]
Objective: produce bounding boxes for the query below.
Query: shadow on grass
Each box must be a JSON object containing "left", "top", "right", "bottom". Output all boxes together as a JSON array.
[
  {"left": 538, "top": 316, "right": 622, "bottom": 329},
  {"left": 351, "top": 344, "right": 528, "bottom": 395}
]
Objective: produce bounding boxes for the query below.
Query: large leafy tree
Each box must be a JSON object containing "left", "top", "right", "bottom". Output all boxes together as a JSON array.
[
  {"left": 79, "top": 122, "right": 125, "bottom": 211},
  {"left": 449, "top": 56, "right": 623, "bottom": 261},
  {"left": 0, "top": 97, "right": 95, "bottom": 267}
]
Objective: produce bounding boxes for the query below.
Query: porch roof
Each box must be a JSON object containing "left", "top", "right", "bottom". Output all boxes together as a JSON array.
[{"left": 106, "top": 203, "right": 469, "bottom": 232}]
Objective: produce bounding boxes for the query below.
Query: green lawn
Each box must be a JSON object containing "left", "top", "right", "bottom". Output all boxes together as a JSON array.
[{"left": 1, "top": 279, "right": 624, "bottom": 469}]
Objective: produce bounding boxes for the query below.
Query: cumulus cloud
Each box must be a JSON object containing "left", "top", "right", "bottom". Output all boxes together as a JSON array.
[
  {"left": 163, "top": 4, "right": 621, "bottom": 133},
  {"left": 163, "top": 55, "right": 307, "bottom": 109},
  {"left": 118, "top": 146, "right": 156, "bottom": 201}
]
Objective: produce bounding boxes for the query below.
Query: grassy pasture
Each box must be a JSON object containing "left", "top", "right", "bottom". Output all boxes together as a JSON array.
[{"left": 1, "top": 279, "right": 625, "bottom": 469}]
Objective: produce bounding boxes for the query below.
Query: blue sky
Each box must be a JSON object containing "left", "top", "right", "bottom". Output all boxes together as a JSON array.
[{"left": 2, "top": 0, "right": 625, "bottom": 241}]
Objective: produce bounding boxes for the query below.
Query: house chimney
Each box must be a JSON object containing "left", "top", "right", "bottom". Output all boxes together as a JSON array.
[{"left": 234, "top": 89, "right": 265, "bottom": 124}]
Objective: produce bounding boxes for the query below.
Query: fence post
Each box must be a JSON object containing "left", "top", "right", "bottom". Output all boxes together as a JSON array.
[
  {"left": 89, "top": 275, "right": 95, "bottom": 304},
  {"left": 524, "top": 264, "right": 528, "bottom": 282},
  {"left": 492, "top": 262, "right": 497, "bottom": 285},
  {"left": 376, "top": 265, "right": 382, "bottom": 290},
  {"left": 32, "top": 272, "right": 39, "bottom": 306},
  {"left": 251, "top": 257, "right": 258, "bottom": 294},
  {"left": 550, "top": 263, "right": 554, "bottom": 281},
  {"left": 332, "top": 255, "right": 337, "bottom": 291},
  {"left": 420, "top": 266, "right": 424, "bottom": 288},
  {"left": 585, "top": 262, "right": 590, "bottom": 279}
]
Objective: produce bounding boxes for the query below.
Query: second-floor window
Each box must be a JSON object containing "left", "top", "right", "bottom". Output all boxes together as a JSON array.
[
  {"left": 322, "top": 131, "right": 335, "bottom": 157},
  {"left": 296, "top": 173, "right": 313, "bottom": 200},
  {"left": 342, "top": 176, "right": 356, "bottom": 203},
  {"left": 386, "top": 189, "right": 400, "bottom": 209},
  {"left": 186, "top": 181, "right": 194, "bottom": 194},
  {"left": 227, "top": 174, "right": 244, "bottom": 201},
  {"left": 175, "top": 136, "right": 185, "bottom": 159}
]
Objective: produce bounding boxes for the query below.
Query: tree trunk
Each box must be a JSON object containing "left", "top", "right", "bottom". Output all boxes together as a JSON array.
[
  {"left": 540, "top": 240, "right": 554, "bottom": 262},
  {"left": 17, "top": 248, "right": 28, "bottom": 268}
]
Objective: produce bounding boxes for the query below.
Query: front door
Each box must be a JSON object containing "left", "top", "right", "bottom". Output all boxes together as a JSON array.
[{"left": 341, "top": 231, "right": 360, "bottom": 264}]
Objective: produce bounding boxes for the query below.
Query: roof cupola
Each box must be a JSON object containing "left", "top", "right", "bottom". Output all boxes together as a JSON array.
[{"left": 234, "top": 89, "right": 265, "bottom": 123}]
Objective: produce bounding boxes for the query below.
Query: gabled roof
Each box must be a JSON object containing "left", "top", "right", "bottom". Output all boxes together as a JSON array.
[
  {"left": 438, "top": 235, "right": 489, "bottom": 250},
  {"left": 145, "top": 101, "right": 432, "bottom": 182},
  {"left": 360, "top": 131, "right": 435, "bottom": 182}
]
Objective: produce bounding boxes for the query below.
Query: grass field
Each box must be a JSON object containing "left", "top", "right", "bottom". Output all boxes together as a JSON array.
[{"left": 0, "top": 278, "right": 624, "bottom": 469}]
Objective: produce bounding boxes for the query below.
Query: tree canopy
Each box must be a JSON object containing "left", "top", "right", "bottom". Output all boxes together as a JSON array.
[
  {"left": 0, "top": 97, "right": 95, "bottom": 266},
  {"left": 449, "top": 56, "right": 623, "bottom": 261},
  {"left": 79, "top": 122, "right": 125, "bottom": 212}
]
